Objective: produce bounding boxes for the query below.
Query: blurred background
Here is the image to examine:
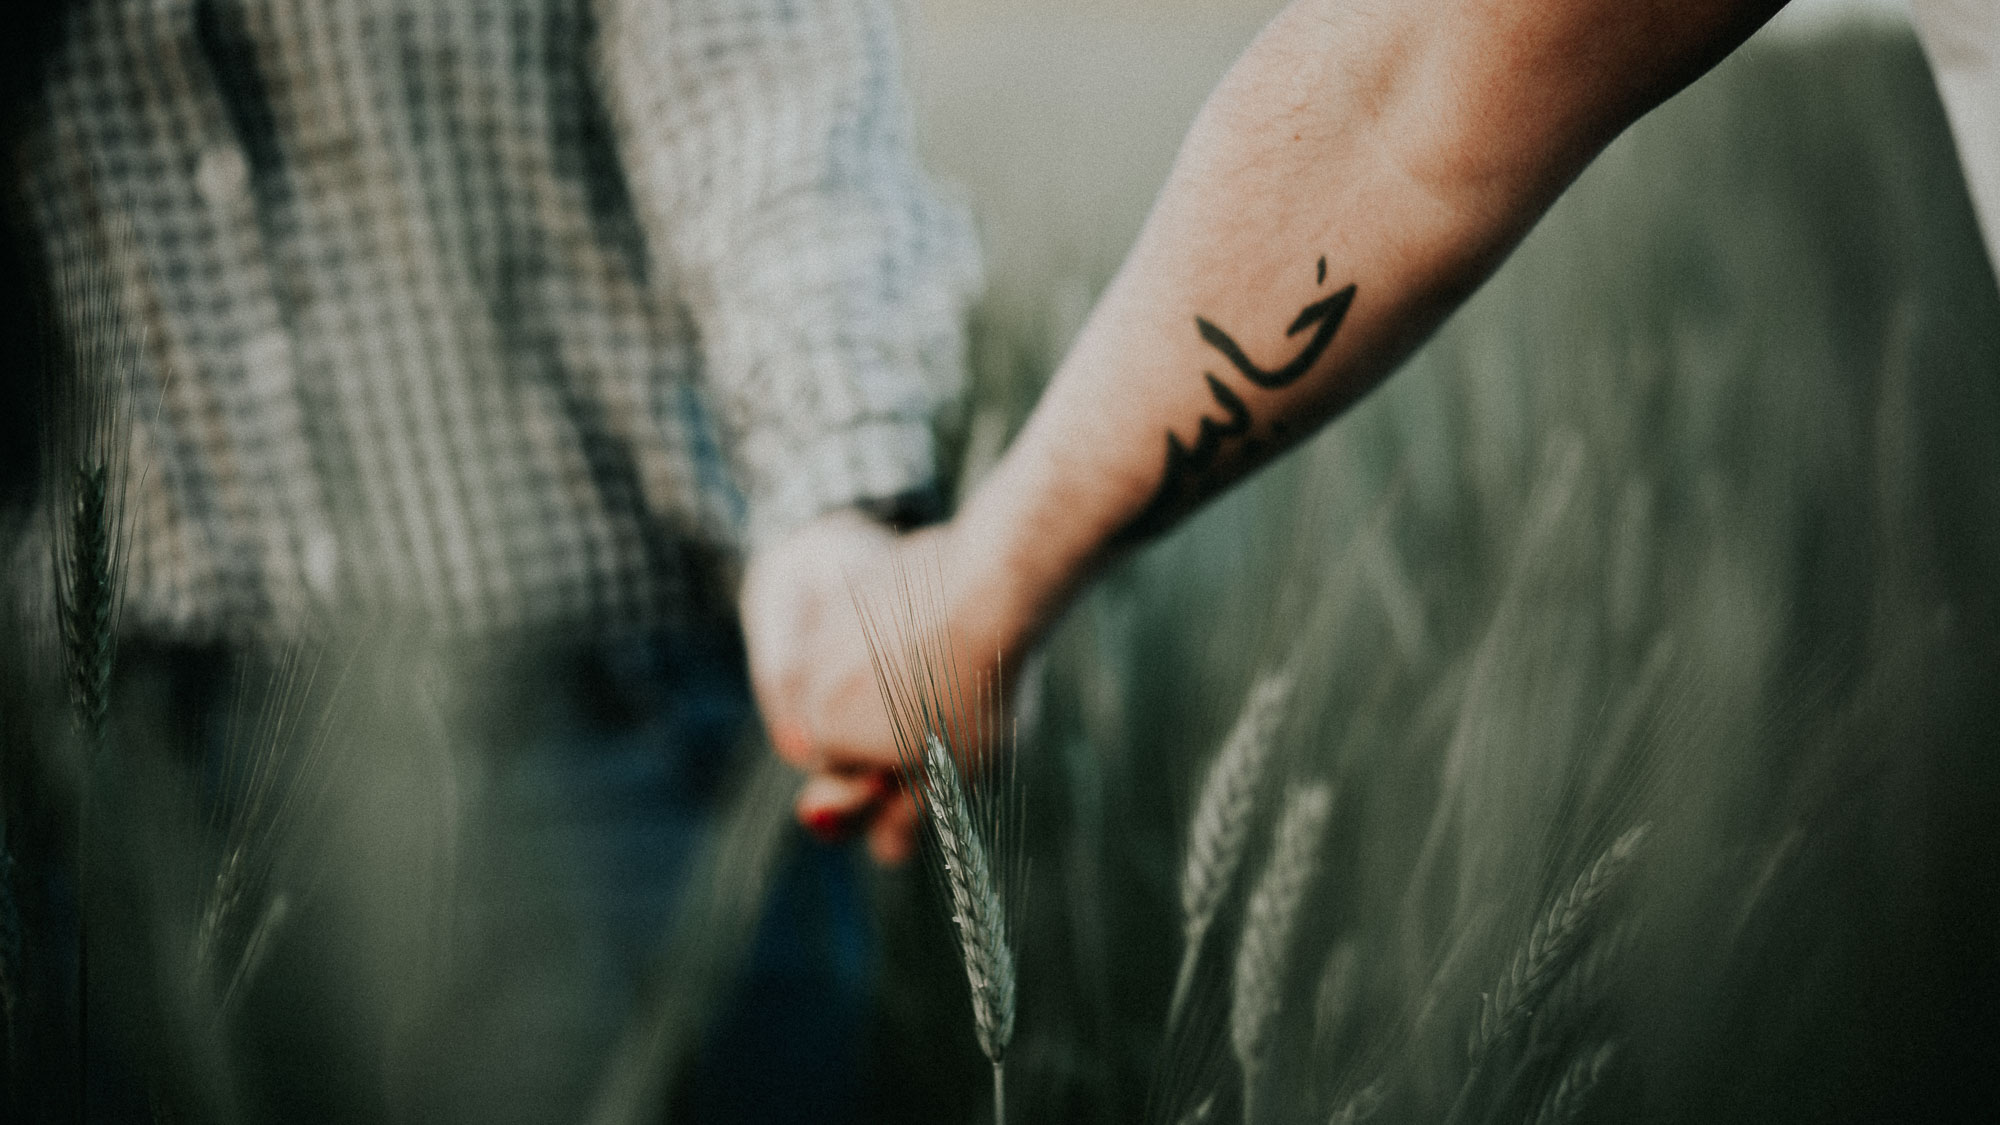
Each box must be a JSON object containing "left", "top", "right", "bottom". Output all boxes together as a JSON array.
[{"left": 863, "top": 0, "right": 2000, "bottom": 1122}]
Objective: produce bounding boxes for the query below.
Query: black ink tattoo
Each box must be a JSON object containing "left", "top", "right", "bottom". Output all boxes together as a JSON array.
[
  {"left": 1115, "top": 259, "right": 1357, "bottom": 545},
  {"left": 1169, "top": 373, "right": 1253, "bottom": 475},
  {"left": 1120, "top": 374, "right": 1252, "bottom": 543},
  {"left": 1194, "top": 282, "right": 1355, "bottom": 390}
]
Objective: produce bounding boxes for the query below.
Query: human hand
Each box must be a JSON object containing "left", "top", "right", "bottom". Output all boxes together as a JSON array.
[{"left": 739, "top": 508, "right": 1020, "bottom": 865}]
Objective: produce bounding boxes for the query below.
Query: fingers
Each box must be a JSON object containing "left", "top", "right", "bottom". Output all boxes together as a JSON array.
[
  {"left": 795, "top": 767, "right": 890, "bottom": 843},
  {"left": 757, "top": 680, "right": 901, "bottom": 774},
  {"left": 767, "top": 718, "right": 816, "bottom": 770},
  {"left": 739, "top": 511, "right": 971, "bottom": 870},
  {"left": 866, "top": 792, "right": 920, "bottom": 866},
  {"left": 792, "top": 767, "right": 918, "bottom": 867}
]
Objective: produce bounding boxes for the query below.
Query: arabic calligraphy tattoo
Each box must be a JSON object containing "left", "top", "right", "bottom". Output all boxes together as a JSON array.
[{"left": 1116, "top": 258, "right": 1356, "bottom": 544}]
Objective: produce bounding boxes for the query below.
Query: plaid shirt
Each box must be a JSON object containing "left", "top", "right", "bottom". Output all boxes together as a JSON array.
[{"left": 21, "top": 0, "right": 979, "bottom": 639}]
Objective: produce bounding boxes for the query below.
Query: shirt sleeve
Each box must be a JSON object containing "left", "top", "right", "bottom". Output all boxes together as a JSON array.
[{"left": 597, "top": 0, "right": 982, "bottom": 549}]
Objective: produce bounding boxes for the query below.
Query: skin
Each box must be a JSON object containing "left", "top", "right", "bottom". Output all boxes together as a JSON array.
[{"left": 740, "top": 0, "right": 1791, "bottom": 864}]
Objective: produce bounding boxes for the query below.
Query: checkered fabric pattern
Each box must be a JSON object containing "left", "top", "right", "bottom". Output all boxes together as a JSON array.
[{"left": 21, "top": 0, "right": 979, "bottom": 640}]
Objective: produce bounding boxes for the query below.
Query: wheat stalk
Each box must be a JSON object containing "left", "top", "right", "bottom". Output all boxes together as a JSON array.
[
  {"left": 1171, "top": 671, "right": 1294, "bottom": 1024},
  {"left": 1232, "top": 780, "right": 1332, "bottom": 1125},
  {"left": 42, "top": 250, "right": 139, "bottom": 1121},
  {"left": 1143, "top": 954, "right": 1232, "bottom": 1125}
]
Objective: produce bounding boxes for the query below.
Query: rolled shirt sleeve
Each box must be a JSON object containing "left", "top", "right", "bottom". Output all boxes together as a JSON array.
[{"left": 598, "top": 0, "right": 982, "bottom": 548}]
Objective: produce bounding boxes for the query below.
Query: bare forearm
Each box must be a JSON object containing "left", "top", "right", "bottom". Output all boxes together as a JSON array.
[{"left": 950, "top": 0, "right": 1784, "bottom": 646}]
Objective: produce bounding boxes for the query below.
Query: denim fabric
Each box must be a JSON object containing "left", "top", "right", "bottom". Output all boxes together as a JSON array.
[{"left": 428, "top": 630, "right": 876, "bottom": 1125}]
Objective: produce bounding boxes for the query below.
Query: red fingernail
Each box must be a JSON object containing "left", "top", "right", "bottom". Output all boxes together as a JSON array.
[{"left": 803, "top": 806, "right": 846, "bottom": 844}]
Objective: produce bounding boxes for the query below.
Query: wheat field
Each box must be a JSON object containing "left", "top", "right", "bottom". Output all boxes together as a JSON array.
[
  {"left": 868, "top": 6, "right": 2000, "bottom": 1124},
  {"left": 2, "top": 3, "right": 1996, "bottom": 1123}
]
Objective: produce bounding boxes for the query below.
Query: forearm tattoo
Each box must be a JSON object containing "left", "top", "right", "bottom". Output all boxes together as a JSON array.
[{"left": 1116, "top": 258, "right": 1356, "bottom": 544}]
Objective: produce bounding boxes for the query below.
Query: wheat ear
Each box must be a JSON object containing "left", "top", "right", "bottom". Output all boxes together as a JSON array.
[
  {"left": 1443, "top": 828, "right": 1647, "bottom": 1125},
  {"left": 1476, "top": 826, "right": 1648, "bottom": 1054},
  {"left": 1171, "top": 672, "right": 1294, "bottom": 1024},
  {"left": 919, "top": 730, "right": 1017, "bottom": 1061},
  {"left": 45, "top": 259, "right": 136, "bottom": 755},
  {"left": 55, "top": 462, "right": 116, "bottom": 746},
  {"left": 1232, "top": 780, "right": 1333, "bottom": 1125},
  {"left": 859, "top": 570, "right": 1024, "bottom": 1125},
  {"left": 1534, "top": 917, "right": 1636, "bottom": 1043}
]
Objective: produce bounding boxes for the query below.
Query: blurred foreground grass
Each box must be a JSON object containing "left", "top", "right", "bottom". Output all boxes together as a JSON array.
[{"left": 870, "top": 12, "right": 2000, "bottom": 1124}]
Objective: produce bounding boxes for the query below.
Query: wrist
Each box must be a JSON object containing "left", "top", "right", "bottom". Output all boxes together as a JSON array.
[{"left": 944, "top": 412, "right": 1141, "bottom": 660}]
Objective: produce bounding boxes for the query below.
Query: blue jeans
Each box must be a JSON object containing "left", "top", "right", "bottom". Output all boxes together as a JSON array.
[{"left": 412, "top": 629, "right": 875, "bottom": 1124}]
